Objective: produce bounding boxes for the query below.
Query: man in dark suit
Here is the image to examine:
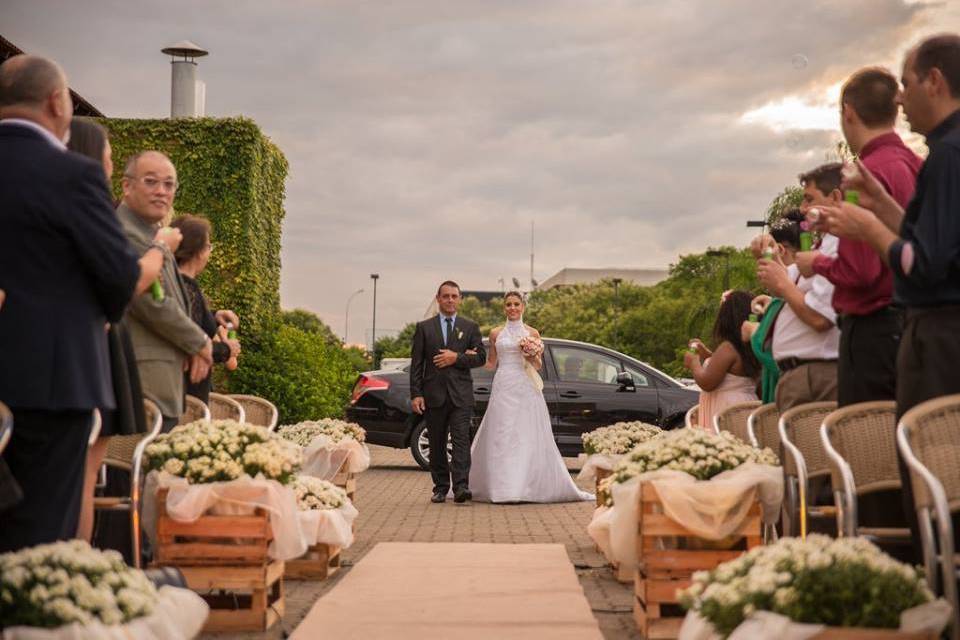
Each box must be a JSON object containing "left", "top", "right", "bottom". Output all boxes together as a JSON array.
[
  {"left": 0, "top": 55, "right": 142, "bottom": 551},
  {"left": 410, "top": 281, "right": 486, "bottom": 503}
]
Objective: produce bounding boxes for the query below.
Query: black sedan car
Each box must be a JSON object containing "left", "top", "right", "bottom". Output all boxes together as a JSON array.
[{"left": 346, "top": 337, "right": 698, "bottom": 470}]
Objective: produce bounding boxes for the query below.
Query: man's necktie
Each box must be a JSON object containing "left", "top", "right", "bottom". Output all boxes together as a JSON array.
[{"left": 445, "top": 318, "right": 453, "bottom": 346}]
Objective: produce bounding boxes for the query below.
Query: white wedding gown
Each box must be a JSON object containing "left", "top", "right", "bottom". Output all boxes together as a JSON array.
[{"left": 469, "top": 319, "right": 594, "bottom": 503}]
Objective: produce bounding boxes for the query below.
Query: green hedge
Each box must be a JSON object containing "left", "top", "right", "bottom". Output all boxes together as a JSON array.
[{"left": 101, "top": 117, "right": 288, "bottom": 341}]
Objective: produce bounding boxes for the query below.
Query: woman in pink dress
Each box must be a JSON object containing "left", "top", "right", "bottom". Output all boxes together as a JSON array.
[{"left": 684, "top": 290, "right": 760, "bottom": 430}]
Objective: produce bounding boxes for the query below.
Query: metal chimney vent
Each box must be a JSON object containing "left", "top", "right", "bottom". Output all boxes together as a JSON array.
[{"left": 161, "top": 40, "right": 208, "bottom": 118}]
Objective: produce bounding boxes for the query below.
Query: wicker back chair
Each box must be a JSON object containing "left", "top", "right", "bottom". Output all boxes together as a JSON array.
[
  {"left": 897, "top": 394, "right": 960, "bottom": 640},
  {"left": 228, "top": 394, "right": 278, "bottom": 431},
  {"left": 684, "top": 405, "right": 699, "bottom": 429},
  {"left": 208, "top": 392, "right": 245, "bottom": 423},
  {"left": 178, "top": 395, "right": 211, "bottom": 426},
  {"left": 747, "top": 403, "right": 780, "bottom": 450},
  {"left": 778, "top": 401, "right": 838, "bottom": 538},
  {"left": 820, "top": 401, "right": 904, "bottom": 540},
  {"left": 0, "top": 401, "right": 12, "bottom": 456},
  {"left": 93, "top": 398, "right": 163, "bottom": 568},
  {"left": 713, "top": 401, "right": 762, "bottom": 443}
]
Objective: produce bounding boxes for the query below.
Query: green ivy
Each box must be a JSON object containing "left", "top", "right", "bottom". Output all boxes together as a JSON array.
[{"left": 100, "top": 117, "right": 288, "bottom": 343}]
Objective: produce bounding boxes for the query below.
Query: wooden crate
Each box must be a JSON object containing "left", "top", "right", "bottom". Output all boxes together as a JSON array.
[
  {"left": 333, "top": 470, "right": 356, "bottom": 501},
  {"left": 595, "top": 467, "right": 612, "bottom": 508},
  {"left": 286, "top": 543, "right": 341, "bottom": 580},
  {"left": 178, "top": 559, "right": 285, "bottom": 633},
  {"left": 153, "top": 488, "right": 284, "bottom": 633},
  {"left": 633, "top": 482, "right": 762, "bottom": 640}
]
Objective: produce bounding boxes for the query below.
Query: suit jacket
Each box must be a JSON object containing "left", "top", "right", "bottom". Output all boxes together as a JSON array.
[
  {"left": 0, "top": 123, "right": 140, "bottom": 411},
  {"left": 117, "top": 203, "right": 207, "bottom": 418},
  {"left": 410, "top": 315, "right": 486, "bottom": 409}
]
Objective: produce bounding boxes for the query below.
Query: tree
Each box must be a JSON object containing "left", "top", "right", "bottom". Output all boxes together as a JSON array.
[
  {"left": 281, "top": 308, "right": 340, "bottom": 345},
  {"left": 765, "top": 186, "right": 803, "bottom": 226},
  {"left": 374, "top": 322, "right": 417, "bottom": 360}
]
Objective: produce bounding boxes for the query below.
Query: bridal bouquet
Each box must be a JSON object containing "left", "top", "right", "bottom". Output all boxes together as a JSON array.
[
  {"left": 517, "top": 335, "right": 544, "bottom": 358},
  {"left": 582, "top": 421, "right": 663, "bottom": 456},
  {"left": 144, "top": 419, "right": 301, "bottom": 485},
  {"left": 612, "top": 428, "right": 778, "bottom": 485},
  {"left": 0, "top": 540, "right": 158, "bottom": 628},
  {"left": 680, "top": 534, "right": 933, "bottom": 636},
  {"left": 277, "top": 419, "right": 367, "bottom": 447},
  {"left": 291, "top": 476, "right": 349, "bottom": 511}
]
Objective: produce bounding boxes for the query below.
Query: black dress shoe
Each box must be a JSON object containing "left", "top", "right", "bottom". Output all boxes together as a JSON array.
[
  {"left": 431, "top": 491, "right": 446, "bottom": 503},
  {"left": 453, "top": 488, "right": 472, "bottom": 504}
]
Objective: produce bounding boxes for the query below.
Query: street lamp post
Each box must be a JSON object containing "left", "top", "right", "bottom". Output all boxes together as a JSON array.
[
  {"left": 344, "top": 288, "right": 364, "bottom": 343},
  {"left": 611, "top": 278, "right": 622, "bottom": 351},
  {"left": 370, "top": 274, "right": 380, "bottom": 367}
]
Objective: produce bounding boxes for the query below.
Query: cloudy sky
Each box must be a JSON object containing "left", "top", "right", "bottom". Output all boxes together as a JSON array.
[{"left": 6, "top": 0, "right": 958, "bottom": 343}]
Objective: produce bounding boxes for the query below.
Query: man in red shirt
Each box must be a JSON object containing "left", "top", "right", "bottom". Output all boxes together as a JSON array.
[{"left": 795, "top": 68, "right": 922, "bottom": 407}]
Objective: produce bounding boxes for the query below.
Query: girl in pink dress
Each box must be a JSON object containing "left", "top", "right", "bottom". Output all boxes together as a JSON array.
[{"left": 684, "top": 290, "right": 760, "bottom": 430}]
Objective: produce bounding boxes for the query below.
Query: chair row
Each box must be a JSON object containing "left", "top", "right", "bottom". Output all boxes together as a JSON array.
[
  {"left": 711, "top": 396, "right": 960, "bottom": 639},
  {"left": 178, "top": 392, "right": 279, "bottom": 431}
]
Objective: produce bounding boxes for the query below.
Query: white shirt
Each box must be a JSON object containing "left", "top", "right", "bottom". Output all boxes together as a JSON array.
[
  {"left": 0, "top": 118, "right": 67, "bottom": 150},
  {"left": 771, "top": 234, "right": 841, "bottom": 361}
]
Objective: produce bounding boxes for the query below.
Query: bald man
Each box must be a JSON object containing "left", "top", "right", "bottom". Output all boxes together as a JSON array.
[
  {"left": 117, "top": 151, "right": 212, "bottom": 431},
  {"left": 0, "top": 55, "right": 142, "bottom": 551}
]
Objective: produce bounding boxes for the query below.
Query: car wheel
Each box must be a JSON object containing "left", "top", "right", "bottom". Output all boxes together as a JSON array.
[{"left": 410, "top": 421, "right": 453, "bottom": 471}]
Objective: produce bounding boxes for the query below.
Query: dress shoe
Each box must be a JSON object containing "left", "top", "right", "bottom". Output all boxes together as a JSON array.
[
  {"left": 453, "top": 488, "right": 472, "bottom": 504},
  {"left": 431, "top": 491, "right": 446, "bottom": 503}
]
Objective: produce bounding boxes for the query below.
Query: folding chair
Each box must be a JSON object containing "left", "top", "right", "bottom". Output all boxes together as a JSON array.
[
  {"left": 208, "top": 392, "right": 245, "bottom": 423},
  {"left": 684, "top": 405, "right": 699, "bottom": 429},
  {"left": 228, "top": 394, "right": 278, "bottom": 431},
  {"left": 177, "top": 394, "right": 211, "bottom": 426},
  {"left": 713, "top": 400, "right": 762, "bottom": 442},
  {"left": 821, "top": 401, "right": 908, "bottom": 544},
  {"left": 93, "top": 398, "right": 163, "bottom": 568},
  {"left": 778, "top": 401, "right": 838, "bottom": 538}
]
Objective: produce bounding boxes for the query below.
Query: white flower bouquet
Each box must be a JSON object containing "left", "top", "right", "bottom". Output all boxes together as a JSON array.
[
  {"left": 291, "top": 476, "right": 349, "bottom": 511},
  {"left": 679, "top": 534, "right": 934, "bottom": 637},
  {"left": 517, "top": 335, "right": 544, "bottom": 358},
  {"left": 582, "top": 421, "right": 663, "bottom": 456},
  {"left": 612, "top": 428, "right": 778, "bottom": 485},
  {"left": 144, "top": 419, "right": 301, "bottom": 485},
  {"left": 0, "top": 540, "right": 157, "bottom": 628},
  {"left": 277, "top": 419, "right": 367, "bottom": 447}
]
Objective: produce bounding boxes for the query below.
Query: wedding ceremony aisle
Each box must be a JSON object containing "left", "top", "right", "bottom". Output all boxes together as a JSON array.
[{"left": 203, "top": 445, "right": 636, "bottom": 639}]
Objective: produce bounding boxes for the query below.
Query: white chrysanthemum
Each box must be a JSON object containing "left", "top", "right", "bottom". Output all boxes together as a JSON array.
[
  {"left": 582, "top": 421, "right": 664, "bottom": 456},
  {"left": 277, "top": 419, "right": 367, "bottom": 447}
]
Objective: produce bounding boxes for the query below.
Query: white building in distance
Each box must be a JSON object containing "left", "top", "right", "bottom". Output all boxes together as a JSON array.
[{"left": 536, "top": 268, "right": 669, "bottom": 290}]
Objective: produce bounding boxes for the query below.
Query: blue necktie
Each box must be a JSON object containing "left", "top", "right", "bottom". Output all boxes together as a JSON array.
[{"left": 445, "top": 318, "right": 453, "bottom": 346}]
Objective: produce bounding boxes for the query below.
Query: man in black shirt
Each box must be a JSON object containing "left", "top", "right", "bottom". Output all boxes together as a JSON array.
[{"left": 819, "top": 33, "right": 960, "bottom": 561}]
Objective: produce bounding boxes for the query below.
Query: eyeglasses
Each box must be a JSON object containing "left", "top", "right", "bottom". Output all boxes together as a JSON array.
[{"left": 125, "top": 175, "right": 179, "bottom": 193}]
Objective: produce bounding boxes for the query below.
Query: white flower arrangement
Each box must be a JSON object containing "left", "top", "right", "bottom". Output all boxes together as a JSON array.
[
  {"left": 277, "top": 419, "right": 367, "bottom": 447},
  {"left": 612, "top": 428, "right": 778, "bottom": 484},
  {"left": 0, "top": 540, "right": 158, "bottom": 629},
  {"left": 145, "top": 420, "right": 301, "bottom": 485},
  {"left": 680, "top": 534, "right": 933, "bottom": 637},
  {"left": 582, "top": 421, "right": 664, "bottom": 456},
  {"left": 291, "top": 475, "right": 349, "bottom": 511}
]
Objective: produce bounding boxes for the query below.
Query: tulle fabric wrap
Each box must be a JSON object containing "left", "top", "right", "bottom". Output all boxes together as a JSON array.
[
  {"left": 576, "top": 453, "right": 620, "bottom": 483},
  {"left": 300, "top": 435, "right": 370, "bottom": 480},
  {"left": 587, "top": 464, "right": 783, "bottom": 572},
  {"left": 1, "top": 585, "right": 209, "bottom": 640}
]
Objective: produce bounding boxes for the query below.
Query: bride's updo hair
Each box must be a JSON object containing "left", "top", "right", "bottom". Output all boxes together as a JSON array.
[{"left": 504, "top": 291, "right": 524, "bottom": 303}]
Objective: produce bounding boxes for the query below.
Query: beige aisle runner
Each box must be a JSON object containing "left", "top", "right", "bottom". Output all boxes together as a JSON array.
[{"left": 291, "top": 542, "right": 603, "bottom": 639}]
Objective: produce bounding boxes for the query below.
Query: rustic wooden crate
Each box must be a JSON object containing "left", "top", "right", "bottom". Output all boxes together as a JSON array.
[
  {"left": 154, "top": 488, "right": 272, "bottom": 566},
  {"left": 178, "top": 559, "right": 285, "bottom": 633},
  {"left": 153, "top": 488, "right": 284, "bottom": 633},
  {"left": 633, "top": 482, "right": 762, "bottom": 640},
  {"left": 286, "top": 543, "right": 341, "bottom": 580},
  {"left": 333, "top": 470, "right": 356, "bottom": 501}
]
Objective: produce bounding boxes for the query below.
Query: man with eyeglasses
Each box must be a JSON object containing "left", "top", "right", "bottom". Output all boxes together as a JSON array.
[{"left": 117, "top": 151, "right": 212, "bottom": 431}]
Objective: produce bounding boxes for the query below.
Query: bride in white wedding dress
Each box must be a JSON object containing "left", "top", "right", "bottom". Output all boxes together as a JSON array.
[{"left": 469, "top": 292, "right": 593, "bottom": 503}]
